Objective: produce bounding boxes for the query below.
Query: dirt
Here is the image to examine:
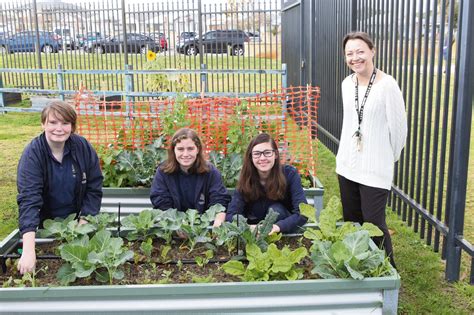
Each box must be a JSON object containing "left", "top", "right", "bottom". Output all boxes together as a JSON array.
[{"left": 0, "top": 235, "right": 318, "bottom": 287}]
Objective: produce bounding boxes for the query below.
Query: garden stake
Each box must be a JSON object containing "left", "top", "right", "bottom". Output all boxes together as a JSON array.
[
  {"left": 0, "top": 257, "right": 6, "bottom": 273},
  {"left": 117, "top": 202, "right": 121, "bottom": 237}
]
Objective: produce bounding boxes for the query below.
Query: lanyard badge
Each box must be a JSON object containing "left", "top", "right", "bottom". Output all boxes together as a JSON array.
[{"left": 353, "top": 68, "right": 377, "bottom": 151}]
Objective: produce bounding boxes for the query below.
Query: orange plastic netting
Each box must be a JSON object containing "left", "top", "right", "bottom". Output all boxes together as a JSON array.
[{"left": 74, "top": 86, "right": 319, "bottom": 176}]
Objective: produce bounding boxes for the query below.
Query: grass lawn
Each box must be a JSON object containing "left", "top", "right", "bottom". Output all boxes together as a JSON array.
[{"left": 0, "top": 111, "right": 472, "bottom": 313}]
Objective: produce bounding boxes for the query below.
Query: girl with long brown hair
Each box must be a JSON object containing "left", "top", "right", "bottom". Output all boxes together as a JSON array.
[
  {"left": 150, "top": 128, "right": 230, "bottom": 216},
  {"left": 221, "top": 133, "right": 308, "bottom": 234}
]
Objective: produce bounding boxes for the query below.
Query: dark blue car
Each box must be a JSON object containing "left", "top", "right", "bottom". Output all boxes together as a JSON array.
[{"left": 0, "top": 31, "right": 61, "bottom": 54}]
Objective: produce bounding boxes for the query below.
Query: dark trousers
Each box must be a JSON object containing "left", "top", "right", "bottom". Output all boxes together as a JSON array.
[{"left": 338, "top": 175, "right": 395, "bottom": 267}]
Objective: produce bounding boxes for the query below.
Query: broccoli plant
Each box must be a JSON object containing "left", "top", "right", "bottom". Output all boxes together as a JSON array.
[
  {"left": 310, "top": 230, "right": 393, "bottom": 280},
  {"left": 155, "top": 208, "right": 186, "bottom": 244},
  {"left": 121, "top": 209, "right": 161, "bottom": 241},
  {"left": 57, "top": 230, "right": 133, "bottom": 285},
  {"left": 180, "top": 204, "right": 225, "bottom": 251},
  {"left": 38, "top": 213, "right": 95, "bottom": 244},
  {"left": 85, "top": 213, "right": 117, "bottom": 231}
]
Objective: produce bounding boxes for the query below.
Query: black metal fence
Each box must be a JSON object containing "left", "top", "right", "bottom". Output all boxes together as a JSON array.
[
  {"left": 0, "top": 0, "right": 281, "bottom": 95},
  {"left": 283, "top": 0, "right": 473, "bottom": 283}
]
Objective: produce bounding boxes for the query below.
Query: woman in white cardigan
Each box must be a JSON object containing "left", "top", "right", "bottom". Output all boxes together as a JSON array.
[{"left": 336, "top": 31, "right": 407, "bottom": 267}]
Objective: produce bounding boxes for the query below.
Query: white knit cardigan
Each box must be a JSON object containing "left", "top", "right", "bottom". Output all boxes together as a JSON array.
[{"left": 336, "top": 73, "right": 408, "bottom": 190}]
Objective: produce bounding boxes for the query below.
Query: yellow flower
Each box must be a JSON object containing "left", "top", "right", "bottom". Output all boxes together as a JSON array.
[{"left": 146, "top": 50, "right": 157, "bottom": 61}]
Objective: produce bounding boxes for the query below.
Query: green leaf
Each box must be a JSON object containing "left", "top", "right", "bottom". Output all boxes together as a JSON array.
[
  {"left": 56, "top": 263, "right": 76, "bottom": 285},
  {"left": 90, "top": 230, "right": 112, "bottom": 253},
  {"left": 343, "top": 231, "right": 370, "bottom": 256},
  {"left": 361, "top": 222, "right": 384, "bottom": 237},
  {"left": 303, "top": 228, "right": 323, "bottom": 240},
  {"left": 331, "top": 241, "right": 351, "bottom": 263},
  {"left": 221, "top": 260, "right": 245, "bottom": 276},
  {"left": 299, "top": 203, "right": 316, "bottom": 223},
  {"left": 95, "top": 270, "right": 110, "bottom": 283},
  {"left": 60, "top": 244, "right": 89, "bottom": 264}
]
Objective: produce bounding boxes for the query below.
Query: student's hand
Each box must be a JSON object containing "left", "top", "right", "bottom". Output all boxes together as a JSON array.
[
  {"left": 213, "top": 212, "right": 226, "bottom": 228},
  {"left": 249, "top": 224, "right": 257, "bottom": 232},
  {"left": 17, "top": 249, "right": 36, "bottom": 275},
  {"left": 268, "top": 224, "right": 280, "bottom": 235},
  {"left": 78, "top": 217, "right": 88, "bottom": 225}
]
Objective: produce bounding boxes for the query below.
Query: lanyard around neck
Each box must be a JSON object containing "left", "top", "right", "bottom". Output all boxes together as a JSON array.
[{"left": 354, "top": 68, "right": 377, "bottom": 129}]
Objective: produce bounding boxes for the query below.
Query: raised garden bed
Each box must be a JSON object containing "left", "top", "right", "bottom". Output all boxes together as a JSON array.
[
  {"left": 0, "top": 196, "right": 400, "bottom": 314},
  {"left": 100, "top": 176, "right": 324, "bottom": 216}
]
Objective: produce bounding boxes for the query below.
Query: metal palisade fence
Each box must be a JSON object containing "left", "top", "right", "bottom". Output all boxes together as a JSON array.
[
  {"left": 282, "top": 0, "right": 473, "bottom": 282},
  {"left": 0, "top": 0, "right": 281, "bottom": 95}
]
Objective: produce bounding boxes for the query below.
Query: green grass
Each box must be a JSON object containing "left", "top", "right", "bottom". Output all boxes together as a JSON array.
[
  {"left": 0, "top": 112, "right": 473, "bottom": 313},
  {"left": 0, "top": 53, "right": 282, "bottom": 94}
]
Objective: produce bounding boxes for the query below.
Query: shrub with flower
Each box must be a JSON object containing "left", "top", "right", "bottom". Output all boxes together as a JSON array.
[{"left": 145, "top": 50, "right": 191, "bottom": 93}]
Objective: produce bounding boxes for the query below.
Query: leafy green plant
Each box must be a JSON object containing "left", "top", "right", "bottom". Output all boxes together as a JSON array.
[
  {"left": 159, "top": 94, "right": 191, "bottom": 138},
  {"left": 3, "top": 266, "right": 47, "bottom": 288},
  {"left": 38, "top": 214, "right": 95, "bottom": 244},
  {"left": 226, "top": 100, "right": 259, "bottom": 154},
  {"left": 310, "top": 230, "right": 393, "bottom": 280},
  {"left": 208, "top": 152, "right": 243, "bottom": 187},
  {"left": 85, "top": 213, "right": 117, "bottom": 231},
  {"left": 303, "top": 196, "right": 383, "bottom": 243},
  {"left": 121, "top": 209, "right": 161, "bottom": 241},
  {"left": 57, "top": 230, "right": 134, "bottom": 285},
  {"left": 222, "top": 243, "right": 307, "bottom": 281},
  {"left": 155, "top": 208, "right": 186, "bottom": 244},
  {"left": 180, "top": 204, "right": 225, "bottom": 251},
  {"left": 195, "top": 249, "right": 214, "bottom": 267}
]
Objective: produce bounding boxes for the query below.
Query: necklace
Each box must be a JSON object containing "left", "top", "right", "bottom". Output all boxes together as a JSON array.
[{"left": 353, "top": 67, "right": 377, "bottom": 151}]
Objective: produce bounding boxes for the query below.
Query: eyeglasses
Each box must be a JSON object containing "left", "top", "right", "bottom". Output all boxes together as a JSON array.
[{"left": 251, "top": 149, "right": 275, "bottom": 158}]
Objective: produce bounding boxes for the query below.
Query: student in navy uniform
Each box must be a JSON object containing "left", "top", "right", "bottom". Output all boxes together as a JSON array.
[
  {"left": 150, "top": 128, "right": 230, "bottom": 221},
  {"left": 220, "top": 133, "right": 308, "bottom": 234},
  {"left": 17, "top": 100, "right": 103, "bottom": 274}
]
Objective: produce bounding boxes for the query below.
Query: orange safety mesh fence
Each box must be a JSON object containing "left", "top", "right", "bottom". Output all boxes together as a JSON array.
[{"left": 73, "top": 86, "right": 319, "bottom": 176}]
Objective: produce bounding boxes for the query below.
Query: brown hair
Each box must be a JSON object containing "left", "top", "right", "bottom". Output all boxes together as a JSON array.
[
  {"left": 237, "top": 133, "right": 286, "bottom": 202},
  {"left": 41, "top": 100, "right": 77, "bottom": 133},
  {"left": 342, "top": 31, "right": 375, "bottom": 51},
  {"left": 161, "top": 128, "right": 209, "bottom": 174}
]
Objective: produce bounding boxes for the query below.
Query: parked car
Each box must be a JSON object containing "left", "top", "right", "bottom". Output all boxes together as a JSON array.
[
  {"left": 246, "top": 31, "right": 261, "bottom": 42},
  {"left": 85, "top": 33, "right": 160, "bottom": 54},
  {"left": 75, "top": 32, "right": 103, "bottom": 49},
  {"left": 54, "top": 28, "right": 75, "bottom": 50},
  {"left": 178, "top": 31, "right": 197, "bottom": 40},
  {"left": 176, "top": 30, "right": 249, "bottom": 56},
  {"left": 148, "top": 32, "right": 168, "bottom": 51},
  {"left": 0, "top": 31, "right": 61, "bottom": 54}
]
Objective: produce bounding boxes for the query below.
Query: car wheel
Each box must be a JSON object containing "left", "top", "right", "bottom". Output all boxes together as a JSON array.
[
  {"left": 186, "top": 46, "right": 197, "bottom": 55},
  {"left": 42, "top": 45, "right": 53, "bottom": 54},
  {"left": 232, "top": 46, "right": 244, "bottom": 56},
  {"left": 95, "top": 46, "right": 105, "bottom": 54},
  {"left": 0, "top": 46, "right": 8, "bottom": 54}
]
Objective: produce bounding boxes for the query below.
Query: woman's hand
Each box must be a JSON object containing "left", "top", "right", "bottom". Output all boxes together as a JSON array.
[
  {"left": 213, "top": 212, "right": 226, "bottom": 228},
  {"left": 268, "top": 224, "right": 281, "bottom": 235}
]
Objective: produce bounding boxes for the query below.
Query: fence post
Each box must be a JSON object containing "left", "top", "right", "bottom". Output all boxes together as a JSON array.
[
  {"left": 351, "top": 0, "right": 358, "bottom": 31},
  {"left": 32, "top": 0, "right": 44, "bottom": 89},
  {"left": 121, "top": 0, "right": 128, "bottom": 66},
  {"left": 198, "top": 0, "right": 204, "bottom": 67},
  {"left": 200, "top": 63, "right": 208, "bottom": 95},
  {"left": 124, "top": 64, "right": 134, "bottom": 119},
  {"left": 445, "top": 0, "right": 474, "bottom": 282},
  {"left": 281, "top": 63, "right": 288, "bottom": 145},
  {"left": 0, "top": 74, "right": 4, "bottom": 112},
  {"left": 57, "top": 64, "right": 65, "bottom": 101}
]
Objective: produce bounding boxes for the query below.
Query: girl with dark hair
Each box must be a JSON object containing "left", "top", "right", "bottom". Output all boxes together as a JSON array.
[
  {"left": 337, "top": 31, "right": 407, "bottom": 266},
  {"left": 222, "top": 133, "right": 308, "bottom": 234},
  {"left": 150, "top": 128, "right": 230, "bottom": 218}
]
